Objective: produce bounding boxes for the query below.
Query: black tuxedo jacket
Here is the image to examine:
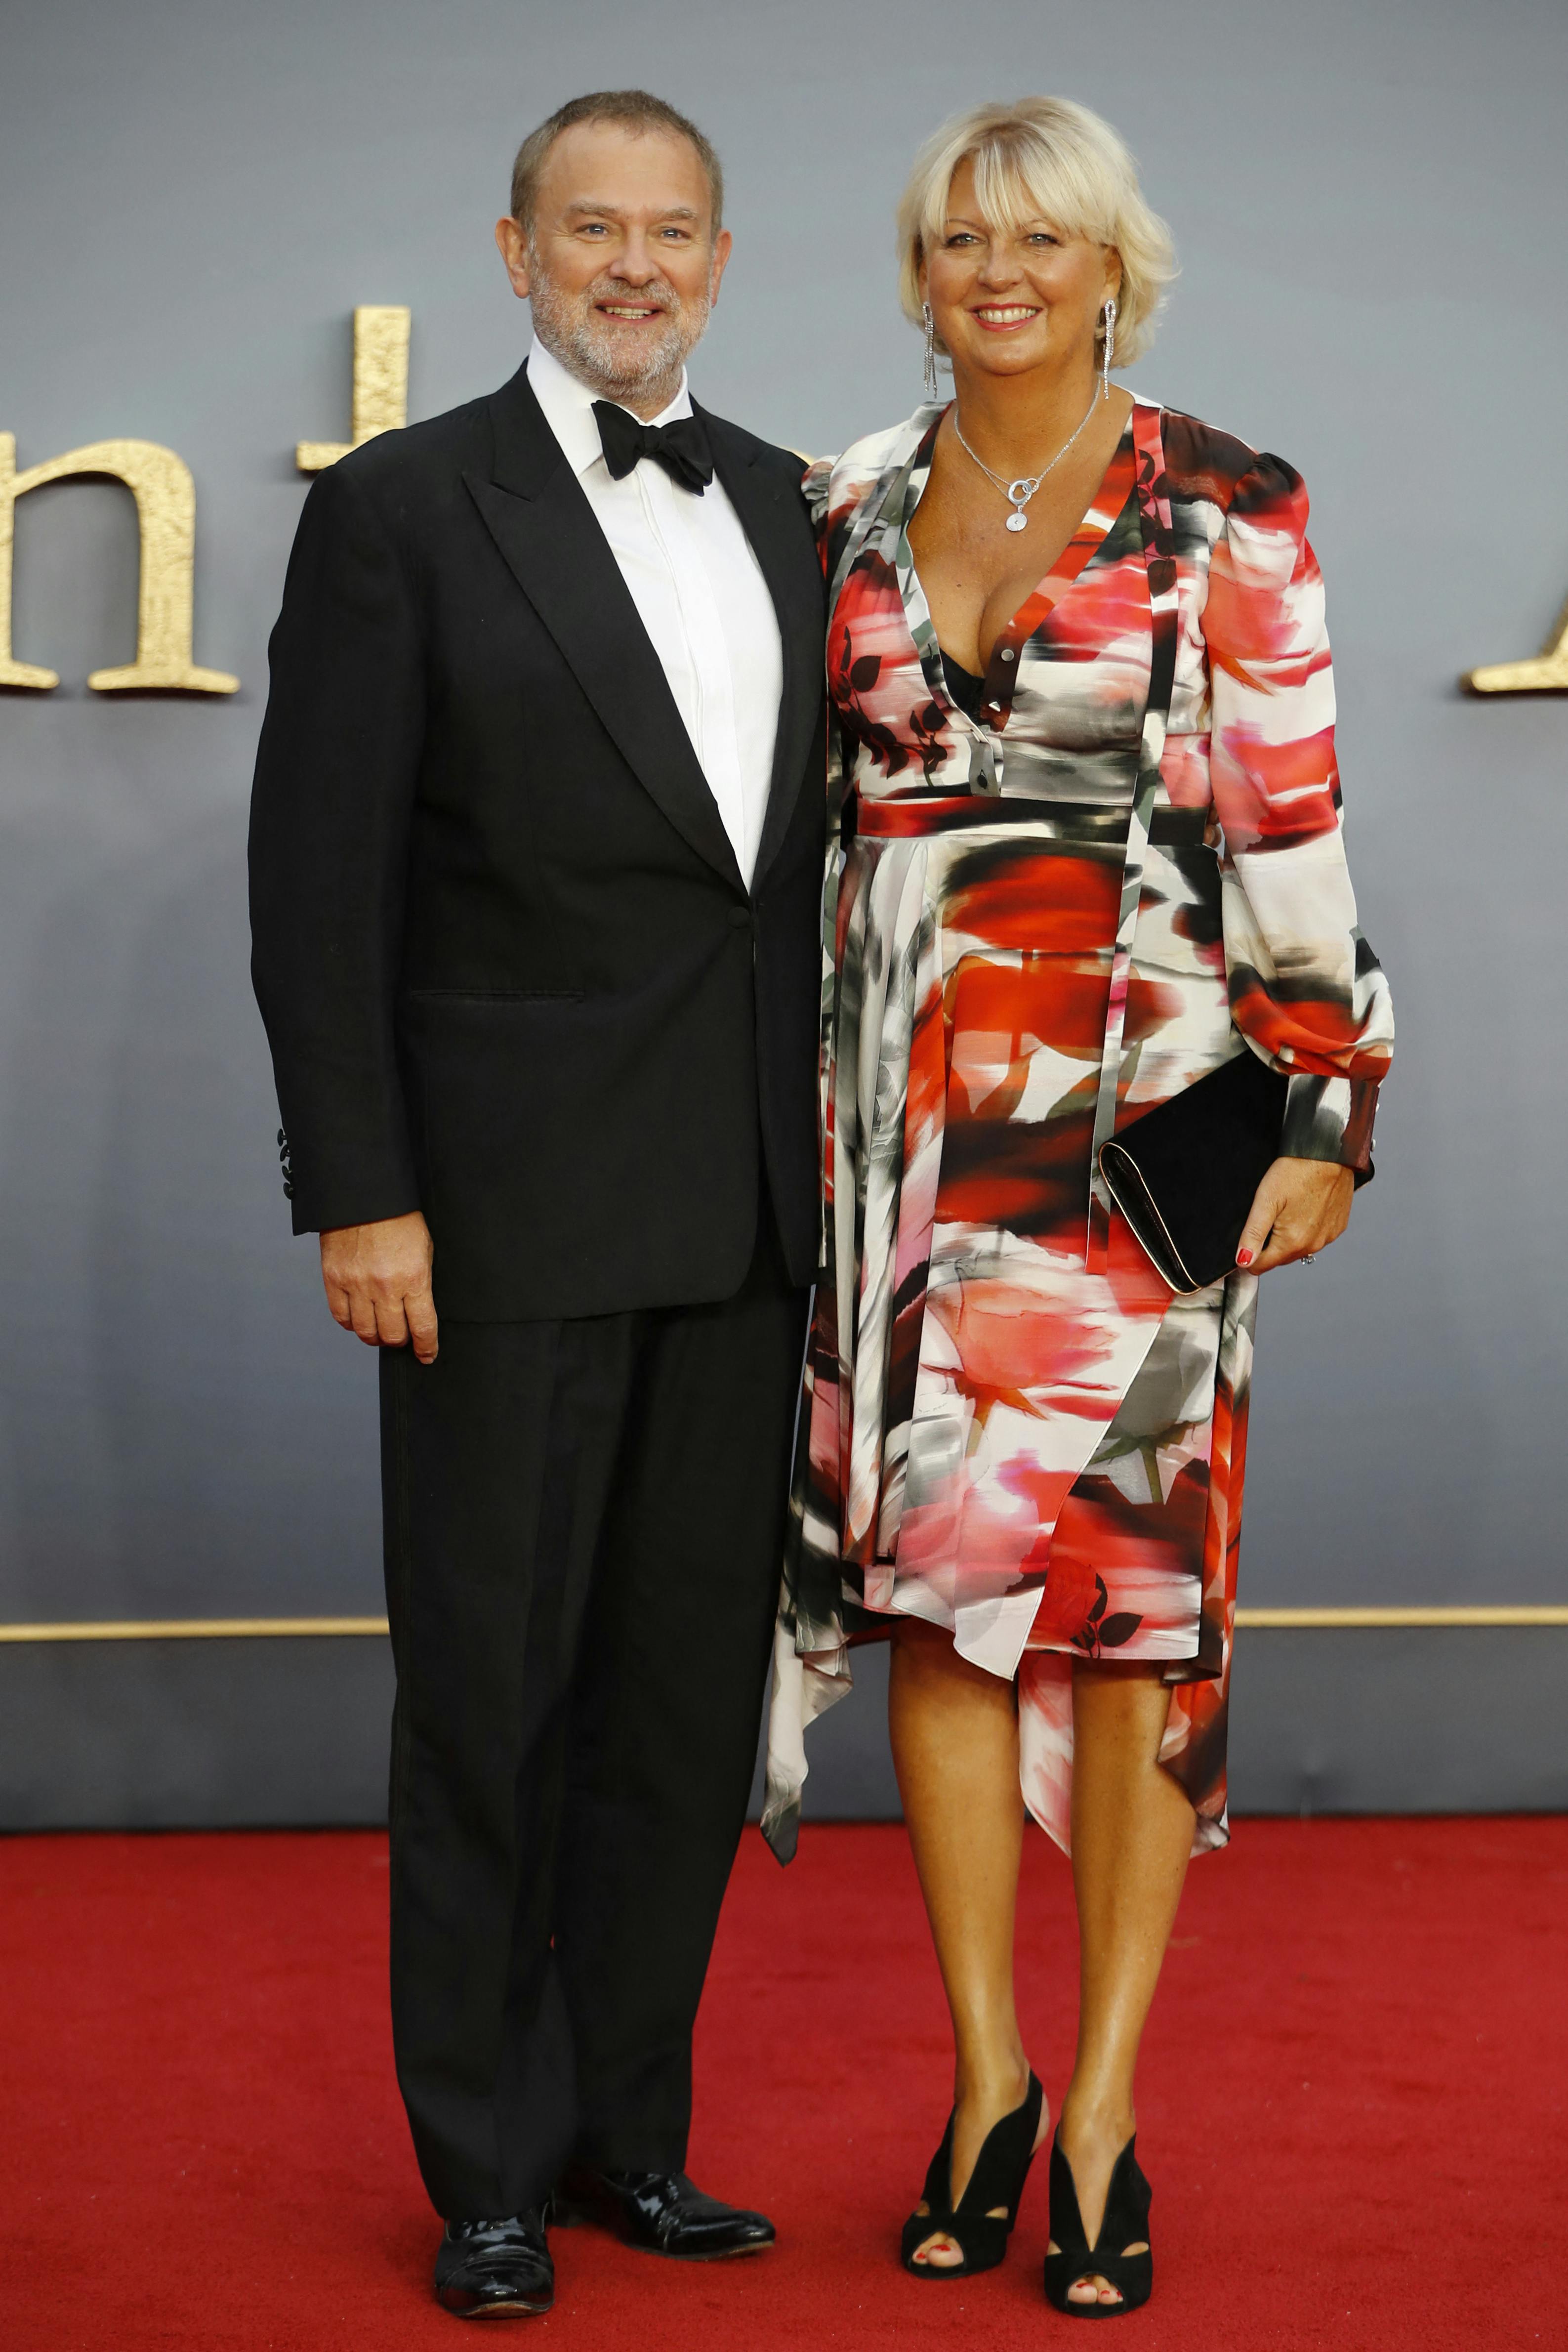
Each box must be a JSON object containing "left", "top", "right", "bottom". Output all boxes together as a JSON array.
[{"left": 248, "top": 361, "right": 826, "bottom": 1321}]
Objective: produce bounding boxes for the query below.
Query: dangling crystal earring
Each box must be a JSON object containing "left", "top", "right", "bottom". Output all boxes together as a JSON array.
[
  {"left": 922, "top": 302, "right": 940, "bottom": 402},
  {"left": 1100, "top": 297, "right": 1117, "bottom": 400}
]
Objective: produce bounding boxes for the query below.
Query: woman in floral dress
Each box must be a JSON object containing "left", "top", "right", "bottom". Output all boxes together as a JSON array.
[{"left": 764, "top": 97, "right": 1394, "bottom": 2312}]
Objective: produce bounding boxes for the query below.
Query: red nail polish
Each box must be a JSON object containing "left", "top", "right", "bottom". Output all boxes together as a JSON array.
[{"left": 1236, "top": 1248, "right": 1254, "bottom": 1267}]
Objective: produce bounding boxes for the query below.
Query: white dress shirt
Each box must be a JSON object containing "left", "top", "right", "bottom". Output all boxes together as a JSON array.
[{"left": 527, "top": 337, "right": 784, "bottom": 890}]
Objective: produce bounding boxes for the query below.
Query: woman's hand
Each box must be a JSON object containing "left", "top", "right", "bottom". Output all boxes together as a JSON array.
[{"left": 1236, "top": 1157, "right": 1354, "bottom": 1273}]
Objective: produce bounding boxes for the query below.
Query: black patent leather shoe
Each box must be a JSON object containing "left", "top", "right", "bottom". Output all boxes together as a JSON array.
[
  {"left": 434, "top": 2213, "right": 554, "bottom": 2317},
  {"left": 554, "top": 2166, "right": 775, "bottom": 2260}
]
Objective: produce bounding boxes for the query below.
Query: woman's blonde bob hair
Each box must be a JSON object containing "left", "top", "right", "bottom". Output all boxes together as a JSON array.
[{"left": 896, "top": 97, "right": 1175, "bottom": 368}]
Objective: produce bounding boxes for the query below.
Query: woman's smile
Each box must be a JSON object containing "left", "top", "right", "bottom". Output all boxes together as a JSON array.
[{"left": 970, "top": 302, "right": 1043, "bottom": 331}]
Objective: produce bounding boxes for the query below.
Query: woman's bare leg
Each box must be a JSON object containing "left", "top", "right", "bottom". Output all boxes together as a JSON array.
[
  {"left": 1054, "top": 1660, "right": 1195, "bottom": 2307},
  {"left": 887, "top": 1617, "right": 1049, "bottom": 2267}
]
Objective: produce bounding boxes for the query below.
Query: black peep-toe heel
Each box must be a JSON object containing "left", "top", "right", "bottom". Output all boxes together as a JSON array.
[
  {"left": 1042, "top": 2130, "right": 1153, "bottom": 2317},
  {"left": 899, "top": 2071, "right": 1044, "bottom": 2279}
]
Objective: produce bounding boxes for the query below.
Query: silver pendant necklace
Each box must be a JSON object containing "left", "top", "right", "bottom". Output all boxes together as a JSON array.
[{"left": 953, "top": 388, "right": 1102, "bottom": 531}]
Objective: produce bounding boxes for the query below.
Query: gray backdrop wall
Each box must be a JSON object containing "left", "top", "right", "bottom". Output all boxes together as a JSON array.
[{"left": 2, "top": 0, "right": 1565, "bottom": 1829}]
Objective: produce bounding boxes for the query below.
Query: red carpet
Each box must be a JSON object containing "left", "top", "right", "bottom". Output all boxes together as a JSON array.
[{"left": 1, "top": 1818, "right": 1562, "bottom": 2349}]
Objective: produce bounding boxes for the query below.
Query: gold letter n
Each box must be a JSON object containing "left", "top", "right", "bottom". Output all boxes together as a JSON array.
[{"left": 0, "top": 435, "right": 238, "bottom": 694}]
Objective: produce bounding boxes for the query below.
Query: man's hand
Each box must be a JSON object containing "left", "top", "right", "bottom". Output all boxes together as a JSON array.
[
  {"left": 1236, "top": 1156, "right": 1355, "bottom": 1274},
  {"left": 320, "top": 1212, "right": 438, "bottom": 1364}
]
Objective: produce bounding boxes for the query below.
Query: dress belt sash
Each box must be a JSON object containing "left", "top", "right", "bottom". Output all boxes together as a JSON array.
[{"left": 844, "top": 794, "right": 1208, "bottom": 845}]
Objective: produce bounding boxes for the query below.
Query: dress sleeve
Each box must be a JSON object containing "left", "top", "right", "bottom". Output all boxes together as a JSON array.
[
  {"left": 803, "top": 452, "right": 836, "bottom": 555},
  {"left": 805, "top": 453, "right": 845, "bottom": 1263},
  {"left": 1203, "top": 453, "right": 1394, "bottom": 1172}
]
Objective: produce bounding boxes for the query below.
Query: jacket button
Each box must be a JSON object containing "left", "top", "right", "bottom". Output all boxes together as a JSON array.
[{"left": 729, "top": 907, "right": 752, "bottom": 929}]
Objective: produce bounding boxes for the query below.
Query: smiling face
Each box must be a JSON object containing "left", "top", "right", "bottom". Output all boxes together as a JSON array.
[
  {"left": 922, "top": 155, "right": 1119, "bottom": 391},
  {"left": 495, "top": 120, "right": 732, "bottom": 416}
]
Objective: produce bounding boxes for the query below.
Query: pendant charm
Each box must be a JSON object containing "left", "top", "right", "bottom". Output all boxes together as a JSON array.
[{"left": 1005, "top": 510, "right": 1029, "bottom": 532}]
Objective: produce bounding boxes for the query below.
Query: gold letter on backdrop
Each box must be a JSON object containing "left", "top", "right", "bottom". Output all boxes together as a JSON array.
[
  {"left": 296, "top": 306, "right": 411, "bottom": 471},
  {"left": 0, "top": 434, "right": 238, "bottom": 694},
  {"left": 1462, "top": 590, "right": 1568, "bottom": 695}
]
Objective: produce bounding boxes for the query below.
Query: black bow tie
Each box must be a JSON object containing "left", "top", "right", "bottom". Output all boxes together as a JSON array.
[{"left": 593, "top": 401, "right": 713, "bottom": 495}]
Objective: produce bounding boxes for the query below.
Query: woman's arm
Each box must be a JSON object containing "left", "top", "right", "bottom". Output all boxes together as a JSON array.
[
  {"left": 803, "top": 452, "right": 846, "bottom": 1269},
  {"left": 1203, "top": 452, "right": 1395, "bottom": 1270}
]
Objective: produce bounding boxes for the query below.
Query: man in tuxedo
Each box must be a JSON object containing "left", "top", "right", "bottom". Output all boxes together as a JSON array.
[{"left": 248, "top": 89, "right": 824, "bottom": 2319}]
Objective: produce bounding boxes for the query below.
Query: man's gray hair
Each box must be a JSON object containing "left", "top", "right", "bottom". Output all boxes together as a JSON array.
[{"left": 510, "top": 89, "right": 724, "bottom": 233}]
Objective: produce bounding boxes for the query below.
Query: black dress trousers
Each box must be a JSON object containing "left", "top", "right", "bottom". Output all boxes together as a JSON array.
[{"left": 379, "top": 1201, "right": 808, "bottom": 2222}]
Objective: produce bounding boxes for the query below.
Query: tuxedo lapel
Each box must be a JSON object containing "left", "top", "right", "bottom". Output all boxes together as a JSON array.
[
  {"left": 465, "top": 365, "right": 743, "bottom": 888},
  {"left": 702, "top": 409, "right": 825, "bottom": 892}
]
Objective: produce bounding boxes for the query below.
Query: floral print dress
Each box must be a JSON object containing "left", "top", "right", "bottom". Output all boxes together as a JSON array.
[{"left": 762, "top": 397, "right": 1394, "bottom": 1863}]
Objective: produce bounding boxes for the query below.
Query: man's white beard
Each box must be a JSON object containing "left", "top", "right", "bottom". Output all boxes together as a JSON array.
[{"left": 527, "top": 250, "right": 710, "bottom": 409}]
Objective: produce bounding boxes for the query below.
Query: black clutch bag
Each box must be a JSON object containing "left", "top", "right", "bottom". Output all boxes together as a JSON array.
[{"left": 1097, "top": 1048, "right": 1288, "bottom": 1293}]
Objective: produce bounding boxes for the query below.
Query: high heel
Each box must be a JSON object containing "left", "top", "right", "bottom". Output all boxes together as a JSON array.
[
  {"left": 1042, "top": 2129, "right": 1153, "bottom": 2317},
  {"left": 900, "top": 2072, "right": 1044, "bottom": 2279}
]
